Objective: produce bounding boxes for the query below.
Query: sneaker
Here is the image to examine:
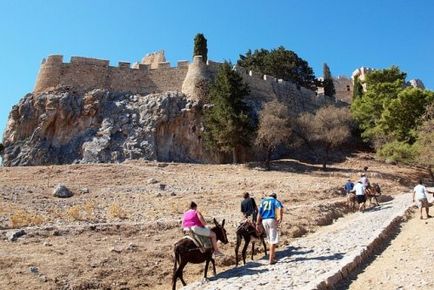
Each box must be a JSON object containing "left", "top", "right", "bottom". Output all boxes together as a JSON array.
[
  {"left": 427, "top": 215, "right": 432, "bottom": 218},
  {"left": 213, "top": 251, "right": 224, "bottom": 257}
]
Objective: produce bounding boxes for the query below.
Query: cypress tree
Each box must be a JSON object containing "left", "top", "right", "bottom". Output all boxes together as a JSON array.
[
  {"left": 323, "top": 63, "right": 335, "bottom": 98},
  {"left": 193, "top": 33, "right": 208, "bottom": 63},
  {"left": 203, "top": 62, "right": 253, "bottom": 163},
  {"left": 352, "top": 76, "right": 363, "bottom": 99}
]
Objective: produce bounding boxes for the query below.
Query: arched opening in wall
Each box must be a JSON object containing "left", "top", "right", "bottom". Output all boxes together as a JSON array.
[{"left": 346, "top": 85, "right": 350, "bottom": 92}]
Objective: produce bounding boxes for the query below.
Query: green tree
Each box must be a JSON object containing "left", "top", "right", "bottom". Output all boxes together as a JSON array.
[
  {"left": 203, "top": 62, "right": 253, "bottom": 163},
  {"left": 323, "top": 63, "right": 335, "bottom": 98},
  {"left": 378, "top": 87, "right": 434, "bottom": 142},
  {"left": 193, "top": 33, "right": 208, "bottom": 63},
  {"left": 352, "top": 76, "right": 363, "bottom": 99},
  {"left": 351, "top": 66, "right": 406, "bottom": 142},
  {"left": 238, "top": 46, "right": 316, "bottom": 90},
  {"left": 255, "top": 100, "right": 292, "bottom": 170},
  {"left": 413, "top": 103, "right": 434, "bottom": 181},
  {"left": 293, "top": 106, "right": 352, "bottom": 170}
]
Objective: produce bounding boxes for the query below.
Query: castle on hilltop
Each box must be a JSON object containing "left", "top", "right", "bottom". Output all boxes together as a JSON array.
[{"left": 33, "top": 51, "right": 330, "bottom": 113}]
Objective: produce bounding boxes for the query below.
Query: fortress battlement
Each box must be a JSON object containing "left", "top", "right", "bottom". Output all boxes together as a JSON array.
[{"left": 34, "top": 52, "right": 320, "bottom": 110}]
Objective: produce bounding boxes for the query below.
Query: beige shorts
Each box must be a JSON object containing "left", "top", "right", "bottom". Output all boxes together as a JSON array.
[
  {"left": 190, "top": 226, "right": 211, "bottom": 237},
  {"left": 262, "top": 219, "right": 279, "bottom": 245},
  {"left": 417, "top": 198, "right": 429, "bottom": 208}
]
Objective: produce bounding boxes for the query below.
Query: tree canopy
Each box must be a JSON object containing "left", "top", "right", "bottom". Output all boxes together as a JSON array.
[
  {"left": 237, "top": 46, "right": 316, "bottom": 90},
  {"left": 322, "top": 63, "right": 335, "bottom": 98},
  {"left": 203, "top": 62, "right": 254, "bottom": 163},
  {"left": 293, "top": 106, "right": 352, "bottom": 170},
  {"left": 193, "top": 33, "right": 208, "bottom": 62},
  {"left": 255, "top": 100, "right": 292, "bottom": 170}
]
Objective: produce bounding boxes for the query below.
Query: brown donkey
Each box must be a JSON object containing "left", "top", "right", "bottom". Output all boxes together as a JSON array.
[
  {"left": 172, "top": 219, "right": 228, "bottom": 290},
  {"left": 235, "top": 221, "right": 267, "bottom": 266}
]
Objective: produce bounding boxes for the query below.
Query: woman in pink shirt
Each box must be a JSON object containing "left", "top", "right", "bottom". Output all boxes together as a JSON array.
[{"left": 182, "top": 202, "right": 223, "bottom": 256}]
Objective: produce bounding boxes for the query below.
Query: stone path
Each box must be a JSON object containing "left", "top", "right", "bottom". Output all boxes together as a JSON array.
[{"left": 182, "top": 193, "right": 412, "bottom": 290}]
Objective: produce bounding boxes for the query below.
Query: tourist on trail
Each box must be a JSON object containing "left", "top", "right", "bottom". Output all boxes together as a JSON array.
[
  {"left": 241, "top": 192, "right": 258, "bottom": 223},
  {"left": 360, "top": 173, "right": 370, "bottom": 188},
  {"left": 413, "top": 180, "right": 433, "bottom": 220},
  {"left": 182, "top": 201, "right": 224, "bottom": 256},
  {"left": 256, "top": 192, "right": 283, "bottom": 265},
  {"left": 344, "top": 179, "right": 354, "bottom": 194},
  {"left": 351, "top": 181, "right": 366, "bottom": 212}
]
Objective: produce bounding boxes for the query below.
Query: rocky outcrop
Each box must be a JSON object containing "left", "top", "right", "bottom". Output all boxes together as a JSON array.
[{"left": 2, "top": 89, "right": 208, "bottom": 166}]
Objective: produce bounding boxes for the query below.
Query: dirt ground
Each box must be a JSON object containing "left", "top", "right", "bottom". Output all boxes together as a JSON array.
[
  {"left": 343, "top": 208, "right": 434, "bottom": 290},
  {"left": 0, "top": 153, "right": 422, "bottom": 290}
]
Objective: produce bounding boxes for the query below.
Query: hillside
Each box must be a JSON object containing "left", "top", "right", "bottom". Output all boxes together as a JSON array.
[{"left": 0, "top": 153, "right": 421, "bottom": 289}]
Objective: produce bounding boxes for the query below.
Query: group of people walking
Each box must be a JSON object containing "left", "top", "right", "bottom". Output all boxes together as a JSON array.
[
  {"left": 344, "top": 172, "right": 371, "bottom": 212},
  {"left": 180, "top": 167, "right": 433, "bottom": 268},
  {"left": 181, "top": 191, "right": 283, "bottom": 265}
]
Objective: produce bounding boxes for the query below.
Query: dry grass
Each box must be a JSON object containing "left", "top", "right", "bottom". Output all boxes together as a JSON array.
[
  {"left": 10, "top": 210, "right": 44, "bottom": 228},
  {"left": 107, "top": 202, "right": 128, "bottom": 220},
  {"left": 66, "top": 205, "right": 82, "bottom": 221}
]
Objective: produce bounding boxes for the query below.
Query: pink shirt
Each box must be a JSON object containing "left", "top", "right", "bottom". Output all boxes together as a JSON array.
[{"left": 182, "top": 209, "right": 204, "bottom": 227}]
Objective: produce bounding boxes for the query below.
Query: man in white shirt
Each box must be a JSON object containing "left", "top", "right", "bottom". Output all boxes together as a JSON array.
[
  {"left": 413, "top": 180, "right": 433, "bottom": 220},
  {"left": 351, "top": 181, "right": 366, "bottom": 212}
]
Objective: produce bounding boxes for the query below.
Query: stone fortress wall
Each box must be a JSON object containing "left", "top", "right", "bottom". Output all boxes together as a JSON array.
[
  {"left": 34, "top": 52, "right": 325, "bottom": 114},
  {"left": 34, "top": 54, "right": 190, "bottom": 95}
]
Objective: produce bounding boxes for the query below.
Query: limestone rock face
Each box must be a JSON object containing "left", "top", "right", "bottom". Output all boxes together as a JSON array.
[{"left": 2, "top": 88, "right": 208, "bottom": 166}]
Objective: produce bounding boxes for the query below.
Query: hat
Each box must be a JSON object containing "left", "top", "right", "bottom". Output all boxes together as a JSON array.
[{"left": 269, "top": 192, "right": 277, "bottom": 198}]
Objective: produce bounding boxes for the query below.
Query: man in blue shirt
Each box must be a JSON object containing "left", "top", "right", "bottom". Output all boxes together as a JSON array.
[
  {"left": 344, "top": 179, "right": 354, "bottom": 194},
  {"left": 257, "top": 192, "right": 283, "bottom": 265}
]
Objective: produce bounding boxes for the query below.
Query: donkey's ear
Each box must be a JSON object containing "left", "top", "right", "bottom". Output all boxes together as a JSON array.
[
  {"left": 213, "top": 218, "right": 219, "bottom": 226},
  {"left": 221, "top": 219, "right": 225, "bottom": 227}
]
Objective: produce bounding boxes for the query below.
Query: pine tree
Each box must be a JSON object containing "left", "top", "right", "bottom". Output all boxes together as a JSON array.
[
  {"left": 193, "top": 33, "right": 208, "bottom": 63},
  {"left": 203, "top": 62, "right": 253, "bottom": 163},
  {"left": 323, "top": 63, "right": 335, "bottom": 98}
]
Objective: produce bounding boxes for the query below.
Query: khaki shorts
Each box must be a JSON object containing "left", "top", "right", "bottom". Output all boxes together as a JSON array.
[
  {"left": 262, "top": 219, "right": 279, "bottom": 245},
  {"left": 417, "top": 198, "right": 429, "bottom": 208},
  {"left": 190, "top": 226, "right": 211, "bottom": 237}
]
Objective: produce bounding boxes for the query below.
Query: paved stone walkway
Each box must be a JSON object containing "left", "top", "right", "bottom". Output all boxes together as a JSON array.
[{"left": 183, "top": 193, "right": 412, "bottom": 290}]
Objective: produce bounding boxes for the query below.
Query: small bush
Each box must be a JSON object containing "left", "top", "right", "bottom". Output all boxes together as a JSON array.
[
  {"left": 10, "top": 210, "right": 44, "bottom": 228},
  {"left": 107, "top": 203, "right": 128, "bottom": 220},
  {"left": 377, "top": 140, "right": 416, "bottom": 164},
  {"left": 66, "top": 205, "right": 81, "bottom": 221}
]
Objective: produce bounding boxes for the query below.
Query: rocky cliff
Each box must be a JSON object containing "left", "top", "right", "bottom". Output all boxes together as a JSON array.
[{"left": 2, "top": 89, "right": 209, "bottom": 166}]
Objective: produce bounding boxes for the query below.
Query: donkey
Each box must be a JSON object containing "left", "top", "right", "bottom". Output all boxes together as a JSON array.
[
  {"left": 366, "top": 183, "right": 381, "bottom": 206},
  {"left": 235, "top": 221, "right": 267, "bottom": 266},
  {"left": 172, "top": 219, "right": 228, "bottom": 290}
]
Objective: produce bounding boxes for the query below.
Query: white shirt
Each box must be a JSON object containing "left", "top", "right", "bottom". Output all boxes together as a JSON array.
[
  {"left": 360, "top": 176, "right": 369, "bottom": 187},
  {"left": 353, "top": 182, "right": 365, "bottom": 196},
  {"left": 414, "top": 184, "right": 428, "bottom": 200}
]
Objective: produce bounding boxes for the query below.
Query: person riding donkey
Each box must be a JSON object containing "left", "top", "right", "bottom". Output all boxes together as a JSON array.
[
  {"left": 182, "top": 202, "right": 224, "bottom": 256},
  {"left": 241, "top": 192, "right": 258, "bottom": 223}
]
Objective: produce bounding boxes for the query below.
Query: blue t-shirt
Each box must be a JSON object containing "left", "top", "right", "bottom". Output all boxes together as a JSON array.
[
  {"left": 259, "top": 197, "right": 282, "bottom": 220},
  {"left": 344, "top": 181, "right": 354, "bottom": 193}
]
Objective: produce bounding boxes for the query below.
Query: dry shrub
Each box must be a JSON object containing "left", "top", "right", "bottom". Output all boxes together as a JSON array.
[
  {"left": 107, "top": 203, "right": 128, "bottom": 220},
  {"left": 288, "top": 225, "right": 307, "bottom": 238},
  {"left": 10, "top": 210, "right": 44, "bottom": 228},
  {"left": 66, "top": 205, "right": 82, "bottom": 221},
  {"left": 83, "top": 201, "right": 96, "bottom": 220}
]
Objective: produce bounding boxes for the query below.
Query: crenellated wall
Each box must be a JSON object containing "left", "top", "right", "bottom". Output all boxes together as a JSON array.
[
  {"left": 34, "top": 54, "right": 326, "bottom": 113},
  {"left": 34, "top": 55, "right": 190, "bottom": 95}
]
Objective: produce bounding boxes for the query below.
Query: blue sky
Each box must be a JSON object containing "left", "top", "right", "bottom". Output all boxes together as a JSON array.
[{"left": 1, "top": 0, "right": 433, "bottom": 139}]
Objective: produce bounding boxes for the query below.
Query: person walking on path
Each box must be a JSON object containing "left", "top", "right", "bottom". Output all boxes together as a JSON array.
[
  {"left": 344, "top": 179, "right": 354, "bottom": 194},
  {"left": 351, "top": 180, "right": 366, "bottom": 212},
  {"left": 241, "top": 192, "right": 258, "bottom": 223},
  {"left": 413, "top": 180, "right": 433, "bottom": 220},
  {"left": 256, "top": 192, "right": 283, "bottom": 265}
]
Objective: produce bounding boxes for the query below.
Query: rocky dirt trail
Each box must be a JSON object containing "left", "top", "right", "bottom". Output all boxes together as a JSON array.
[
  {"left": 182, "top": 193, "right": 413, "bottom": 290},
  {"left": 342, "top": 197, "right": 434, "bottom": 290}
]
